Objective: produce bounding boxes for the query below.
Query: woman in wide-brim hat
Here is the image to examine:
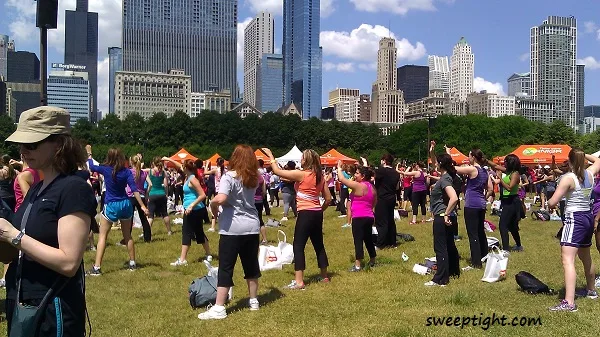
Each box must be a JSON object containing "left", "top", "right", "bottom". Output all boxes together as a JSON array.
[{"left": 0, "top": 106, "right": 96, "bottom": 336}]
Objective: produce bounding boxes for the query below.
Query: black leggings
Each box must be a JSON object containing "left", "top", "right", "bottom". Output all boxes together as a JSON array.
[
  {"left": 130, "top": 196, "right": 151, "bottom": 242},
  {"left": 431, "top": 216, "right": 460, "bottom": 285},
  {"left": 255, "top": 202, "right": 265, "bottom": 227},
  {"left": 411, "top": 190, "right": 427, "bottom": 216},
  {"left": 499, "top": 196, "right": 522, "bottom": 250},
  {"left": 338, "top": 188, "right": 349, "bottom": 215},
  {"left": 464, "top": 207, "right": 488, "bottom": 268},
  {"left": 352, "top": 217, "right": 377, "bottom": 260},
  {"left": 182, "top": 208, "right": 208, "bottom": 245},
  {"left": 269, "top": 188, "right": 280, "bottom": 206},
  {"left": 329, "top": 186, "right": 337, "bottom": 206},
  {"left": 293, "top": 210, "right": 328, "bottom": 271}
]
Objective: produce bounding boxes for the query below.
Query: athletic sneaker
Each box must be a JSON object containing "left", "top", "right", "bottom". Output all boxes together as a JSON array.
[
  {"left": 0, "top": 278, "right": 5, "bottom": 288},
  {"left": 576, "top": 289, "right": 598, "bottom": 299},
  {"left": 207, "top": 228, "right": 215, "bottom": 232},
  {"left": 205, "top": 255, "right": 213, "bottom": 262},
  {"left": 595, "top": 276, "right": 600, "bottom": 288},
  {"left": 341, "top": 223, "right": 351, "bottom": 228},
  {"left": 461, "top": 266, "right": 475, "bottom": 272},
  {"left": 138, "top": 233, "right": 144, "bottom": 238},
  {"left": 549, "top": 300, "right": 577, "bottom": 312},
  {"left": 249, "top": 298, "right": 260, "bottom": 311},
  {"left": 511, "top": 245, "right": 524, "bottom": 252},
  {"left": 426, "top": 218, "right": 434, "bottom": 222},
  {"left": 125, "top": 261, "right": 137, "bottom": 271},
  {"left": 280, "top": 217, "right": 288, "bottom": 222},
  {"left": 348, "top": 265, "right": 361, "bottom": 272},
  {"left": 198, "top": 304, "right": 227, "bottom": 320},
  {"left": 454, "top": 235, "right": 462, "bottom": 242},
  {"left": 284, "top": 280, "right": 306, "bottom": 290},
  {"left": 338, "top": 215, "right": 346, "bottom": 218},
  {"left": 170, "top": 258, "right": 188, "bottom": 266},
  {"left": 86, "top": 266, "right": 102, "bottom": 276},
  {"left": 424, "top": 281, "right": 446, "bottom": 287}
]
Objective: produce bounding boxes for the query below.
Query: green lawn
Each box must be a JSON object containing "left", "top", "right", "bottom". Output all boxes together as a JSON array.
[{"left": 2, "top": 203, "right": 600, "bottom": 337}]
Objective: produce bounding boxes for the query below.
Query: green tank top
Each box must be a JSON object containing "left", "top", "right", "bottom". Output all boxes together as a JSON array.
[
  {"left": 501, "top": 172, "right": 519, "bottom": 197},
  {"left": 148, "top": 171, "right": 166, "bottom": 196}
]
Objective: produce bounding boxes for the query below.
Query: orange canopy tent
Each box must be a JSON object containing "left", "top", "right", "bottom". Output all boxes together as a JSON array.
[
  {"left": 254, "top": 149, "right": 270, "bottom": 165},
  {"left": 207, "top": 153, "right": 229, "bottom": 168},
  {"left": 320, "top": 149, "right": 358, "bottom": 166},
  {"left": 166, "top": 148, "right": 198, "bottom": 168},
  {"left": 448, "top": 147, "right": 469, "bottom": 165},
  {"left": 494, "top": 145, "right": 571, "bottom": 165}
]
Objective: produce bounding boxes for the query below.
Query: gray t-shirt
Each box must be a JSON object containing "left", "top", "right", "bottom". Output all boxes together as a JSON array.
[
  {"left": 430, "top": 173, "right": 454, "bottom": 216},
  {"left": 218, "top": 171, "right": 260, "bottom": 235}
]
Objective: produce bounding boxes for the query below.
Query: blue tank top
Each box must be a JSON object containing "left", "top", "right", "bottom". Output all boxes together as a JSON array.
[
  {"left": 183, "top": 175, "right": 205, "bottom": 210},
  {"left": 465, "top": 166, "right": 488, "bottom": 209}
]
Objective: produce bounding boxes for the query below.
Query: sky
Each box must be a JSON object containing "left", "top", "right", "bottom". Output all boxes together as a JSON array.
[{"left": 1, "top": 0, "right": 599, "bottom": 116}]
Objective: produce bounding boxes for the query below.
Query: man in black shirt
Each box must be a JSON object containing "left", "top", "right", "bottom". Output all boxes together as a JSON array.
[{"left": 374, "top": 154, "right": 400, "bottom": 249}]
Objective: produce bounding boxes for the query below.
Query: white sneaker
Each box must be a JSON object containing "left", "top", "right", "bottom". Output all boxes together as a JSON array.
[
  {"left": 280, "top": 217, "right": 288, "bottom": 222},
  {"left": 198, "top": 305, "right": 227, "bottom": 320},
  {"left": 207, "top": 228, "right": 215, "bottom": 232},
  {"left": 205, "top": 255, "right": 213, "bottom": 262},
  {"left": 338, "top": 215, "right": 346, "bottom": 218},
  {"left": 0, "top": 278, "right": 5, "bottom": 288},
  {"left": 249, "top": 298, "right": 260, "bottom": 311},
  {"left": 170, "top": 258, "right": 188, "bottom": 266},
  {"left": 595, "top": 276, "right": 600, "bottom": 288},
  {"left": 138, "top": 233, "right": 144, "bottom": 238},
  {"left": 424, "top": 281, "right": 446, "bottom": 287}
]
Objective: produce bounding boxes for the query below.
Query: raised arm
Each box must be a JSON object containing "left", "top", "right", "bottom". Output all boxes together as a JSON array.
[
  {"left": 336, "top": 161, "right": 365, "bottom": 194},
  {"left": 587, "top": 154, "right": 600, "bottom": 176},
  {"left": 162, "top": 157, "right": 183, "bottom": 171},
  {"left": 262, "top": 148, "right": 306, "bottom": 182},
  {"left": 486, "top": 158, "right": 507, "bottom": 173}
]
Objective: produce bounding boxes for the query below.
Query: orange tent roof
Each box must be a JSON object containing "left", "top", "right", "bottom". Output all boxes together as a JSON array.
[
  {"left": 320, "top": 149, "right": 358, "bottom": 166},
  {"left": 207, "top": 153, "right": 229, "bottom": 168},
  {"left": 166, "top": 148, "right": 198, "bottom": 167},
  {"left": 448, "top": 147, "right": 469, "bottom": 165},
  {"left": 496, "top": 145, "right": 571, "bottom": 165},
  {"left": 254, "top": 149, "right": 270, "bottom": 165}
]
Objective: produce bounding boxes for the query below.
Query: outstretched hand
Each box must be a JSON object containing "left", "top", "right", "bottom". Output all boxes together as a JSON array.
[
  {"left": 337, "top": 160, "right": 343, "bottom": 171},
  {"left": 261, "top": 148, "right": 275, "bottom": 161}
]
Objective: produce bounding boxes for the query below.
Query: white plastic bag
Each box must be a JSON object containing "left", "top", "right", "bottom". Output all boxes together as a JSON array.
[
  {"left": 481, "top": 247, "right": 509, "bottom": 283},
  {"left": 394, "top": 209, "right": 400, "bottom": 220},
  {"left": 277, "top": 230, "right": 294, "bottom": 265},
  {"left": 258, "top": 245, "right": 282, "bottom": 271},
  {"left": 133, "top": 211, "right": 142, "bottom": 229}
]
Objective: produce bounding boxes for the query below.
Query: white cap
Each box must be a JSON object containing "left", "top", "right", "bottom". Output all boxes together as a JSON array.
[
  {"left": 483, "top": 166, "right": 489, "bottom": 170},
  {"left": 544, "top": 165, "right": 550, "bottom": 169}
]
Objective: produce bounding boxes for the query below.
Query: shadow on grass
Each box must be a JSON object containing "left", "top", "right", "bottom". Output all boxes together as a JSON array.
[
  {"left": 304, "top": 272, "right": 340, "bottom": 285},
  {"left": 227, "top": 287, "right": 285, "bottom": 313}
]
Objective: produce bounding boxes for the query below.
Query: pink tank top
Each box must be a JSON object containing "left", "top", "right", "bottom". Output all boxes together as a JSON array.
[
  {"left": 350, "top": 182, "right": 375, "bottom": 218},
  {"left": 14, "top": 168, "right": 41, "bottom": 211}
]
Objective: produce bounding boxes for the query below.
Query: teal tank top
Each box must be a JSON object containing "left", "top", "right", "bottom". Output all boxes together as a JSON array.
[
  {"left": 183, "top": 175, "right": 204, "bottom": 210},
  {"left": 148, "top": 171, "right": 166, "bottom": 196}
]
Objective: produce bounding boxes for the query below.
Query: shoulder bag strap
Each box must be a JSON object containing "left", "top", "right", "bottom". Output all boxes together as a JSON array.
[{"left": 15, "top": 201, "right": 33, "bottom": 303}]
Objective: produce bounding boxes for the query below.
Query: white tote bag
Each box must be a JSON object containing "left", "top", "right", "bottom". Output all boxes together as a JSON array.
[
  {"left": 258, "top": 245, "right": 282, "bottom": 271},
  {"left": 277, "top": 230, "right": 294, "bottom": 265},
  {"left": 481, "top": 247, "right": 509, "bottom": 283},
  {"left": 132, "top": 211, "right": 142, "bottom": 229}
]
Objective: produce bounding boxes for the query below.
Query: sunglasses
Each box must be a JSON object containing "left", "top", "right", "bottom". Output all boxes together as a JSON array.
[{"left": 21, "top": 136, "right": 53, "bottom": 151}]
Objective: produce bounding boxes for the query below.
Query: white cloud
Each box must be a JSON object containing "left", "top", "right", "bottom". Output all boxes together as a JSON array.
[
  {"left": 237, "top": 17, "right": 253, "bottom": 71},
  {"left": 583, "top": 21, "right": 600, "bottom": 40},
  {"left": 245, "top": 0, "right": 335, "bottom": 17},
  {"left": 320, "top": 24, "right": 426, "bottom": 63},
  {"left": 474, "top": 77, "right": 505, "bottom": 96},
  {"left": 578, "top": 56, "right": 600, "bottom": 70},
  {"left": 519, "top": 53, "right": 528, "bottom": 62},
  {"left": 96, "top": 57, "right": 110, "bottom": 115},
  {"left": 323, "top": 62, "right": 355, "bottom": 72},
  {"left": 350, "top": 0, "right": 436, "bottom": 15},
  {"left": 5, "top": 0, "right": 36, "bottom": 17},
  {"left": 358, "top": 63, "right": 377, "bottom": 71}
]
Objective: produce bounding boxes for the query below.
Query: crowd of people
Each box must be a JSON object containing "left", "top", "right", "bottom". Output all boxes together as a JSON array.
[{"left": 3, "top": 107, "right": 600, "bottom": 334}]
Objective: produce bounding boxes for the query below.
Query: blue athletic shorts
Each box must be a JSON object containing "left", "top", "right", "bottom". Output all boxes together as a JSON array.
[{"left": 102, "top": 199, "right": 134, "bottom": 223}]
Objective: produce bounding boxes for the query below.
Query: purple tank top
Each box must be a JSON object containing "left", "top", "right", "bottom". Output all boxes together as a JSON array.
[
  {"left": 465, "top": 167, "right": 488, "bottom": 209},
  {"left": 350, "top": 182, "right": 375, "bottom": 218},
  {"left": 412, "top": 171, "right": 427, "bottom": 192}
]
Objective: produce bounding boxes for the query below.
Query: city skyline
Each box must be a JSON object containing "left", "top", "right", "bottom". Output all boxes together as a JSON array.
[{"left": 1, "top": 0, "right": 599, "bottom": 118}]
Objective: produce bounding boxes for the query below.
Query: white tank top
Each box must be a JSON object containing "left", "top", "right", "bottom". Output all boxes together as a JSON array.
[{"left": 565, "top": 171, "right": 593, "bottom": 213}]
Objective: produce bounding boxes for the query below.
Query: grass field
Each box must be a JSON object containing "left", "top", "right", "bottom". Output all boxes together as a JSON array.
[{"left": 2, "top": 201, "right": 600, "bottom": 337}]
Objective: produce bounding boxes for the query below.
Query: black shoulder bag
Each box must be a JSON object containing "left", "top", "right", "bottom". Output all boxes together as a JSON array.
[{"left": 9, "top": 201, "right": 70, "bottom": 337}]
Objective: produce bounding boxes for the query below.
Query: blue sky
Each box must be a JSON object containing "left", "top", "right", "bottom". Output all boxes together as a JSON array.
[{"left": 2, "top": 0, "right": 599, "bottom": 115}]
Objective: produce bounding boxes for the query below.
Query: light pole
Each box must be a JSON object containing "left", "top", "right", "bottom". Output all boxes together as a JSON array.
[{"left": 36, "top": 0, "right": 59, "bottom": 107}]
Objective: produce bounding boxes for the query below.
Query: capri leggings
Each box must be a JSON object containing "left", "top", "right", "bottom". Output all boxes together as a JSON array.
[{"left": 411, "top": 190, "right": 427, "bottom": 216}]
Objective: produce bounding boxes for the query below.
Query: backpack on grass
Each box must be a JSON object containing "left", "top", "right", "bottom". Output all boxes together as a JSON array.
[
  {"left": 515, "top": 271, "right": 554, "bottom": 294},
  {"left": 531, "top": 209, "right": 550, "bottom": 221},
  {"left": 188, "top": 275, "right": 218, "bottom": 309}
]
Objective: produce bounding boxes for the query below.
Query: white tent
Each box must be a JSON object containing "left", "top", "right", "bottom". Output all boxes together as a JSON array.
[
  {"left": 276, "top": 145, "right": 302, "bottom": 167},
  {"left": 593, "top": 150, "right": 600, "bottom": 158}
]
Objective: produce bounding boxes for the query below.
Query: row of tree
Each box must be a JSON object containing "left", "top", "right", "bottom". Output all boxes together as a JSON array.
[{"left": 0, "top": 111, "right": 596, "bottom": 165}]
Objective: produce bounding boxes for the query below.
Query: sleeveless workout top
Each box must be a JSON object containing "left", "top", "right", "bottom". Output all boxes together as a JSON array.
[
  {"left": 565, "top": 171, "right": 593, "bottom": 213},
  {"left": 350, "top": 182, "right": 375, "bottom": 218},
  {"left": 412, "top": 171, "right": 427, "bottom": 192},
  {"left": 295, "top": 172, "right": 325, "bottom": 212},
  {"left": 183, "top": 174, "right": 204, "bottom": 210}
]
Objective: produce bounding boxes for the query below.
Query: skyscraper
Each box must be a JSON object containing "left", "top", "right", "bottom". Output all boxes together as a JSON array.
[
  {"left": 530, "top": 16, "right": 577, "bottom": 128},
  {"left": 7, "top": 51, "right": 40, "bottom": 83},
  {"left": 428, "top": 55, "right": 449, "bottom": 92},
  {"left": 122, "top": 0, "right": 237, "bottom": 98},
  {"left": 371, "top": 38, "right": 405, "bottom": 124},
  {"left": 256, "top": 54, "right": 283, "bottom": 113},
  {"left": 450, "top": 37, "right": 474, "bottom": 101},
  {"left": 283, "top": 0, "right": 322, "bottom": 119},
  {"left": 47, "top": 68, "right": 90, "bottom": 125},
  {"left": 576, "top": 64, "right": 585, "bottom": 127},
  {"left": 507, "top": 73, "right": 530, "bottom": 97},
  {"left": 397, "top": 65, "right": 429, "bottom": 103},
  {"left": 108, "top": 47, "right": 122, "bottom": 114},
  {"left": 64, "top": 0, "right": 98, "bottom": 123},
  {"left": 0, "top": 35, "right": 9, "bottom": 79},
  {"left": 328, "top": 88, "right": 360, "bottom": 122},
  {"left": 244, "top": 12, "right": 274, "bottom": 107}
]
